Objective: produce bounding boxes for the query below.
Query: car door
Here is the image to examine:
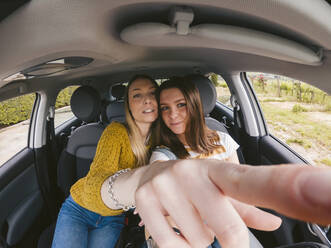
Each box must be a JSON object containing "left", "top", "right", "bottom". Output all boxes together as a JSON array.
[
  {"left": 207, "top": 72, "right": 330, "bottom": 247},
  {"left": 0, "top": 91, "right": 49, "bottom": 247},
  {"left": 234, "top": 72, "right": 330, "bottom": 247}
]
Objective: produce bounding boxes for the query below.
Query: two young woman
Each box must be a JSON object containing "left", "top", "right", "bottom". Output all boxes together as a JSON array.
[
  {"left": 52, "top": 74, "right": 330, "bottom": 248},
  {"left": 52, "top": 74, "right": 261, "bottom": 248},
  {"left": 100, "top": 76, "right": 281, "bottom": 248}
]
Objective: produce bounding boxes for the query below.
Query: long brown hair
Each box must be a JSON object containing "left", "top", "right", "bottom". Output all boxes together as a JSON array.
[
  {"left": 124, "top": 74, "right": 159, "bottom": 166},
  {"left": 157, "top": 77, "right": 220, "bottom": 159}
]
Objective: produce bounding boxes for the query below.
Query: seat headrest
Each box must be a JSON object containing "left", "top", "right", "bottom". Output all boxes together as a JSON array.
[
  {"left": 106, "top": 102, "right": 125, "bottom": 123},
  {"left": 185, "top": 74, "right": 217, "bottom": 116},
  {"left": 111, "top": 84, "right": 126, "bottom": 99},
  {"left": 70, "top": 86, "right": 101, "bottom": 122}
]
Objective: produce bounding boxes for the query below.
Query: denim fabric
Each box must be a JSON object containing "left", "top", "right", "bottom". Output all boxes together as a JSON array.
[
  {"left": 52, "top": 195, "right": 125, "bottom": 248},
  {"left": 209, "top": 238, "right": 222, "bottom": 248}
]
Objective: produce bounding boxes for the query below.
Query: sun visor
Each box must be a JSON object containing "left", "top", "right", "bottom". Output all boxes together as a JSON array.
[{"left": 120, "top": 7, "right": 322, "bottom": 66}]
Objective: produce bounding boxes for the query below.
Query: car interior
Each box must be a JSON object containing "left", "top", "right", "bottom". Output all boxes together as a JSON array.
[{"left": 0, "top": 0, "right": 330, "bottom": 247}]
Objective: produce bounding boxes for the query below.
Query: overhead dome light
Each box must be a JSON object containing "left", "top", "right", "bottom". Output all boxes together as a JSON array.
[
  {"left": 3, "top": 56, "right": 93, "bottom": 82},
  {"left": 120, "top": 7, "right": 323, "bottom": 66}
]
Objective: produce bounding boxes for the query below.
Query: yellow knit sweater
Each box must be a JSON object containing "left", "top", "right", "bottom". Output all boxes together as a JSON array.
[{"left": 70, "top": 122, "right": 138, "bottom": 216}]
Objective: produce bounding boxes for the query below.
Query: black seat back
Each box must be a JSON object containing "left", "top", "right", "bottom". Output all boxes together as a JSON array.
[
  {"left": 38, "top": 86, "right": 105, "bottom": 248},
  {"left": 105, "top": 84, "right": 126, "bottom": 123},
  {"left": 57, "top": 86, "right": 105, "bottom": 197}
]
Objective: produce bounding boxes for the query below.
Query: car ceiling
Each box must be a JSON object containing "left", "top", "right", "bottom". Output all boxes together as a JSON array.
[{"left": 0, "top": 0, "right": 330, "bottom": 98}]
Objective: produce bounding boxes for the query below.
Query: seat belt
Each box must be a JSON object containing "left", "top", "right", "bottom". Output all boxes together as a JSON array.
[
  {"left": 47, "top": 106, "right": 59, "bottom": 166},
  {"left": 233, "top": 104, "right": 241, "bottom": 140},
  {"left": 231, "top": 97, "right": 246, "bottom": 164},
  {"left": 36, "top": 106, "right": 59, "bottom": 220},
  {"left": 231, "top": 96, "right": 242, "bottom": 144}
]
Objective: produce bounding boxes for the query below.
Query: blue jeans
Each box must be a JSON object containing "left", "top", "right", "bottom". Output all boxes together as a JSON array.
[
  {"left": 52, "top": 195, "right": 125, "bottom": 248},
  {"left": 209, "top": 238, "right": 222, "bottom": 248}
]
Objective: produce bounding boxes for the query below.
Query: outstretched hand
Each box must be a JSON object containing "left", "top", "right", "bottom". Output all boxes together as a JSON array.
[{"left": 135, "top": 160, "right": 331, "bottom": 248}]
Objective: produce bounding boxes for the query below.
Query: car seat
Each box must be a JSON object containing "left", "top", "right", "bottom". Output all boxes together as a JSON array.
[
  {"left": 186, "top": 74, "right": 229, "bottom": 134},
  {"left": 38, "top": 85, "right": 105, "bottom": 248},
  {"left": 104, "top": 84, "right": 126, "bottom": 123},
  {"left": 186, "top": 74, "right": 246, "bottom": 163}
]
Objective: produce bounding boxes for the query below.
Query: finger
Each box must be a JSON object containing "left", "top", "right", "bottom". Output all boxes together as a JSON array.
[
  {"left": 208, "top": 162, "right": 331, "bottom": 225},
  {"left": 229, "top": 198, "right": 282, "bottom": 231},
  {"left": 195, "top": 189, "right": 249, "bottom": 248},
  {"left": 135, "top": 183, "right": 190, "bottom": 248},
  {"left": 196, "top": 193, "right": 249, "bottom": 248},
  {"left": 174, "top": 163, "right": 249, "bottom": 248},
  {"left": 152, "top": 172, "right": 214, "bottom": 248},
  {"left": 138, "top": 220, "right": 144, "bottom": 227}
]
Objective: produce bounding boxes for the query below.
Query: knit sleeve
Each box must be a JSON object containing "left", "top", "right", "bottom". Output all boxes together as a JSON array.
[{"left": 70, "top": 122, "right": 134, "bottom": 215}]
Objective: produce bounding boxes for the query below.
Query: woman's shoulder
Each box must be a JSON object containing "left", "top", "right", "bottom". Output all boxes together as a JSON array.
[
  {"left": 215, "top": 130, "right": 239, "bottom": 150},
  {"left": 215, "top": 130, "right": 232, "bottom": 140},
  {"left": 103, "top": 122, "right": 128, "bottom": 137},
  {"left": 152, "top": 146, "right": 177, "bottom": 160},
  {"left": 150, "top": 145, "right": 177, "bottom": 162},
  {"left": 154, "top": 145, "right": 171, "bottom": 150}
]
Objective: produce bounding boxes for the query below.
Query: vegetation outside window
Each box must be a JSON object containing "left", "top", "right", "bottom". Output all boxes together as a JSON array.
[
  {"left": 54, "top": 86, "right": 78, "bottom": 127},
  {"left": 247, "top": 72, "right": 331, "bottom": 167},
  {"left": 0, "top": 93, "right": 36, "bottom": 166},
  {"left": 209, "top": 73, "right": 232, "bottom": 109}
]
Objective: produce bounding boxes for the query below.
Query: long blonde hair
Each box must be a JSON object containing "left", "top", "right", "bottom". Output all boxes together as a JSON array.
[{"left": 124, "top": 75, "right": 159, "bottom": 166}]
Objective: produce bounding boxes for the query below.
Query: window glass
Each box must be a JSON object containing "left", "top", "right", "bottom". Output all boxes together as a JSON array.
[
  {"left": 54, "top": 86, "right": 78, "bottom": 127},
  {"left": 248, "top": 72, "right": 331, "bottom": 167},
  {"left": 209, "top": 73, "right": 232, "bottom": 109},
  {"left": 0, "top": 93, "right": 36, "bottom": 166}
]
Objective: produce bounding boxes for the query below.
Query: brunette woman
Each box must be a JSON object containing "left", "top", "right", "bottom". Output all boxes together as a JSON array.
[
  {"left": 151, "top": 76, "right": 239, "bottom": 163},
  {"left": 144, "top": 77, "right": 239, "bottom": 247}
]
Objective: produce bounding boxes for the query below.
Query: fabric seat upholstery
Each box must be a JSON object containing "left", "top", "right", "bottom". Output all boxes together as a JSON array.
[
  {"left": 105, "top": 84, "right": 126, "bottom": 123},
  {"left": 186, "top": 74, "right": 246, "bottom": 163},
  {"left": 57, "top": 86, "right": 105, "bottom": 197},
  {"left": 186, "top": 74, "right": 229, "bottom": 134},
  {"left": 38, "top": 86, "right": 105, "bottom": 248}
]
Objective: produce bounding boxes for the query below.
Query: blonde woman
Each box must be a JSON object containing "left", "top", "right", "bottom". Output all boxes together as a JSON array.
[{"left": 52, "top": 74, "right": 159, "bottom": 248}]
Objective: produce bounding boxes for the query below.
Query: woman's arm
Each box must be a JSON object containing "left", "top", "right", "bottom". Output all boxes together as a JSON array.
[
  {"left": 101, "top": 159, "right": 331, "bottom": 248},
  {"left": 226, "top": 151, "right": 240, "bottom": 164},
  {"left": 101, "top": 165, "right": 148, "bottom": 210},
  {"left": 71, "top": 122, "right": 134, "bottom": 215}
]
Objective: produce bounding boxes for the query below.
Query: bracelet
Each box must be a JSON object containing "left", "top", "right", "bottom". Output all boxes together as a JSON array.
[{"left": 108, "top": 168, "right": 136, "bottom": 211}]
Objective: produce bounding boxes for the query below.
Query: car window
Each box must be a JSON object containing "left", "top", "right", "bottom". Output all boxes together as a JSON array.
[
  {"left": 247, "top": 72, "right": 331, "bottom": 167},
  {"left": 209, "top": 73, "right": 232, "bottom": 109},
  {"left": 54, "top": 86, "right": 78, "bottom": 127},
  {"left": 0, "top": 93, "right": 36, "bottom": 166}
]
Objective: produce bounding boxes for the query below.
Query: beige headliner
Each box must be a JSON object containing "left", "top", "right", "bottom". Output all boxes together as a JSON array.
[{"left": 0, "top": 0, "right": 330, "bottom": 95}]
